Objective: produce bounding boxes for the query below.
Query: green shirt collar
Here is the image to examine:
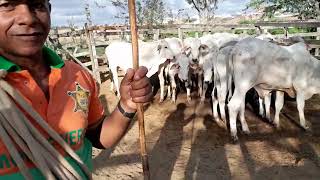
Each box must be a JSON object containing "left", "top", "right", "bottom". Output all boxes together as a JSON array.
[{"left": 0, "top": 46, "right": 65, "bottom": 72}]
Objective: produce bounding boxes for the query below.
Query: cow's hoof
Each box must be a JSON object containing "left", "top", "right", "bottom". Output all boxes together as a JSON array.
[
  {"left": 243, "top": 129, "right": 250, "bottom": 135},
  {"left": 187, "top": 97, "right": 192, "bottom": 103},
  {"left": 231, "top": 135, "right": 239, "bottom": 143},
  {"left": 159, "top": 99, "right": 164, "bottom": 103}
]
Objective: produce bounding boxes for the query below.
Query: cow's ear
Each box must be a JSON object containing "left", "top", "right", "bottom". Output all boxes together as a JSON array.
[
  {"left": 199, "top": 44, "right": 209, "bottom": 56},
  {"left": 157, "top": 44, "right": 161, "bottom": 52},
  {"left": 182, "top": 46, "right": 191, "bottom": 57}
]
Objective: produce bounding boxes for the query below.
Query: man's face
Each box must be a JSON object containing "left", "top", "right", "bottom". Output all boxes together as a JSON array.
[{"left": 0, "top": 0, "right": 51, "bottom": 57}]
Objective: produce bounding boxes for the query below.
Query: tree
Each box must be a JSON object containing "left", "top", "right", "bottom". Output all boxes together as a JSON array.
[
  {"left": 142, "top": 0, "right": 166, "bottom": 26},
  {"left": 186, "top": 0, "right": 219, "bottom": 23},
  {"left": 96, "top": 0, "right": 166, "bottom": 25},
  {"left": 247, "top": 0, "right": 320, "bottom": 20}
]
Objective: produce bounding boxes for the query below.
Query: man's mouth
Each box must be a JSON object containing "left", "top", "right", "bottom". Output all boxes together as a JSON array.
[
  {"left": 15, "top": 32, "right": 44, "bottom": 36},
  {"left": 13, "top": 32, "right": 44, "bottom": 41}
]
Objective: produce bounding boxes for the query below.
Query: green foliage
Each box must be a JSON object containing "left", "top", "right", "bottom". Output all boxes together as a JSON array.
[
  {"left": 239, "top": 19, "right": 257, "bottom": 24},
  {"left": 186, "top": 0, "right": 219, "bottom": 22},
  {"left": 247, "top": 0, "right": 320, "bottom": 20},
  {"left": 143, "top": 0, "right": 165, "bottom": 26},
  {"left": 287, "top": 27, "right": 315, "bottom": 33},
  {"left": 104, "top": 0, "right": 166, "bottom": 25},
  {"left": 247, "top": 29, "right": 257, "bottom": 35},
  {"left": 268, "top": 28, "right": 284, "bottom": 35},
  {"left": 234, "top": 30, "right": 244, "bottom": 34}
]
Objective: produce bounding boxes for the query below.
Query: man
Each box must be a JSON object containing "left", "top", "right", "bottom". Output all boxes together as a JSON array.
[{"left": 0, "top": 0, "right": 153, "bottom": 179}]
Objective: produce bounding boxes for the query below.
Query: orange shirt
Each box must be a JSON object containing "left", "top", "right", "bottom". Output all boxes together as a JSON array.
[{"left": 0, "top": 47, "right": 104, "bottom": 178}]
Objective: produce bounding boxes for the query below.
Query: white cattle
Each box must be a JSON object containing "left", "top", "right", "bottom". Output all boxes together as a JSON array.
[
  {"left": 105, "top": 40, "right": 175, "bottom": 96},
  {"left": 198, "top": 33, "right": 239, "bottom": 102},
  {"left": 183, "top": 37, "right": 203, "bottom": 102},
  {"left": 211, "top": 41, "right": 238, "bottom": 125},
  {"left": 201, "top": 33, "right": 239, "bottom": 48},
  {"left": 228, "top": 37, "right": 314, "bottom": 141},
  {"left": 158, "top": 38, "right": 183, "bottom": 103}
]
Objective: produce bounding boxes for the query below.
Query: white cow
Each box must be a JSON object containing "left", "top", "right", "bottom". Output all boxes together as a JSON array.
[
  {"left": 211, "top": 41, "right": 238, "bottom": 125},
  {"left": 158, "top": 38, "right": 183, "bottom": 103},
  {"left": 183, "top": 37, "right": 203, "bottom": 102},
  {"left": 105, "top": 40, "right": 175, "bottom": 96},
  {"left": 228, "top": 37, "right": 313, "bottom": 141}
]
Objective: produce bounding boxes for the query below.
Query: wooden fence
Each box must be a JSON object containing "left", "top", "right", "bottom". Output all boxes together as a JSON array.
[{"left": 48, "top": 21, "right": 320, "bottom": 84}]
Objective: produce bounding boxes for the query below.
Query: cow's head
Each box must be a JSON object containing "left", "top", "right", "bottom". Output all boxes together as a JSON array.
[
  {"left": 182, "top": 37, "right": 201, "bottom": 64},
  {"left": 157, "top": 40, "right": 175, "bottom": 63}
]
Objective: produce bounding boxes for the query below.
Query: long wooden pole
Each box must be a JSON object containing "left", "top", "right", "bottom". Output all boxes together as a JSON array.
[{"left": 128, "top": 0, "right": 150, "bottom": 180}]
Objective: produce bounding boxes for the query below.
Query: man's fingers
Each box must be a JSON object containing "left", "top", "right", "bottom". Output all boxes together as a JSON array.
[
  {"left": 131, "top": 77, "right": 150, "bottom": 90},
  {"left": 132, "top": 91, "right": 154, "bottom": 103},
  {"left": 122, "top": 68, "right": 135, "bottom": 85},
  {"left": 134, "top": 66, "right": 148, "bottom": 81},
  {"left": 130, "top": 84, "right": 152, "bottom": 97}
]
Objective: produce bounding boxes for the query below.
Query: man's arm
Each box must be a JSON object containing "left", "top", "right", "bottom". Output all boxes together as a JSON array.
[{"left": 86, "top": 67, "right": 152, "bottom": 149}]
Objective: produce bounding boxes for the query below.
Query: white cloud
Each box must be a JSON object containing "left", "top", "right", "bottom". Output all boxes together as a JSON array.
[{"left": 50, "top": 0, "right": 251, "bottom": 26}]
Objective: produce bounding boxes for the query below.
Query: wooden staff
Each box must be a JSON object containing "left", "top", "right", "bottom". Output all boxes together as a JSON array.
[{"left": 128, "top": 0, "right": 150, "bottom": 180}]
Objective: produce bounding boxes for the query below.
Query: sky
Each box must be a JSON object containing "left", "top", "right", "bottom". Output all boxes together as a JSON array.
[{"left": 50, "top": 0, "right": 251, "bottom": 26}]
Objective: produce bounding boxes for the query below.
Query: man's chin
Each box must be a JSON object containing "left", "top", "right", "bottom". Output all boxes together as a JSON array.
[{"left": 14, "top": 46, "right": 43, "bottom": 57}]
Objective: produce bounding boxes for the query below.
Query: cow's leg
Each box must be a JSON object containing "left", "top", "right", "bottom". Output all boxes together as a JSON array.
[
  {"left": 264, "top": 92, "right": 272, "bottom": 121},
  {"left": 201, "top": 81, "right": 209, "bottom": 102},
  {"left": 187, "top": 72, "right": 192, "bottom": 103},
  {"left": 240, "top": 96, "right": 250, "bottom": 134},
  {"left": 167, "top": 84, "right": 171, "bottom": 99},
  {"left": 109, "top": 69, "right": 114, "bottom": 91},
  {"left": 170, "top": 75, "right": 177, "bottom": 103},
  {"left": 274, "top": 91, "right": 284, "bottom": 129},
  {"left": 217, "top": 83, "right": 227, "bottom": 122},
  {"left": 111, "top": 67, "right": 120, "bottom": 98},
  {"left": 212, "top": 88, "right": 219, "bottom": 122},
  {"left": 158, "top": 67, "right": 165, "bottom": 103},
  {"left": 296, "top": 91, "right": 308, "bottom": 129},
  {"left": 198, "top": 73, "right": 203, "bottom": 97},
  {"left": 228, "top": 89, "right": 244, "bottom": 141},
  {"left": 258, "top": 97, "right": 264, "bottom": 117}
]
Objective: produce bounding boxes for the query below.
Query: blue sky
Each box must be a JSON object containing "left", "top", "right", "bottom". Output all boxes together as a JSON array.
[{"left": 50, "top": 0, "right": 251, "bottom": 26}]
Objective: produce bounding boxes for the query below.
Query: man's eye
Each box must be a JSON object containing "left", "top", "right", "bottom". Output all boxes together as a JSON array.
[
  {"left": 0, "top": 2, "right": 15, "bottom": 11},
  {"left": 31, "top": 2, "right": 46, "bottom": 10}
]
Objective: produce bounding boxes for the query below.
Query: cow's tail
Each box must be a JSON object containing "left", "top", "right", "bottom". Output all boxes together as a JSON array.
[{"left": 227, "top": 48, "right": 236, "bottom": 102}]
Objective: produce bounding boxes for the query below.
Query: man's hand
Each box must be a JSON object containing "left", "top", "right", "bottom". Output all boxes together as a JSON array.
[{"left": 119, "top": 66, "right": 153, "bottom": 112}]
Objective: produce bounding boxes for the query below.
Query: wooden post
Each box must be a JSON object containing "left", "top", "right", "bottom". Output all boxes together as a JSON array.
[
  {"left": 178, "top": 28, "right": 183, "bottom": 40},
  {"left": 153, "top": 29, "right": 160, "bottom": 40},
  {"left": 284, "top": 27, "right": 289, "bottom": 38},
  {"left": 316, "top": 27, "right": 320, "bottom": 57},
  {"left": 85, "top": 23, "right": 101, "bottom": 84},
  {"left": 128, "top": 0, "right": 150, "bottom": 180}
]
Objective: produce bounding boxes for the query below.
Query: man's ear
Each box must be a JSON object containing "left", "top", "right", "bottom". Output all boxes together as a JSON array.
[{"left": 48, "top": 2, "right": 52, "bottom": 12}]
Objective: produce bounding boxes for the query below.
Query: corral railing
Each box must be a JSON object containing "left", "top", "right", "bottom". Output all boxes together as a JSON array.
[{"left": 48, "top": 21, "right": 320, "bottom": 83}]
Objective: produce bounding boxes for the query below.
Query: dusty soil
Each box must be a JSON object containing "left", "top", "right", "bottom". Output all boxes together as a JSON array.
[{"left": 92, "top": 77, "right": 320, "bottom": 180}]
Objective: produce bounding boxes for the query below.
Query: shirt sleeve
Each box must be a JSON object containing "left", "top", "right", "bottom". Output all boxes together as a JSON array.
[{"left": 87, "top": 76, "right": 105, "bottom": 128}]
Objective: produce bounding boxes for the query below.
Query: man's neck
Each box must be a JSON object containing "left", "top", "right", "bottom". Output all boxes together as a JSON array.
[{"left": 2, "top": 50, "right": 48, "bottom": 73}]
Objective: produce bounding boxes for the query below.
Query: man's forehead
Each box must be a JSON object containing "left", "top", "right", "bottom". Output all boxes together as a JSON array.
[{"left": 0, "top": 0, "right": 49, "bottom": 2}]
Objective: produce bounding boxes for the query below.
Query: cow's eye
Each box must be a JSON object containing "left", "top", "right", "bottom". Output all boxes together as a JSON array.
[{"left": 164, "top": 46, "right": 168, "bottom": 49}]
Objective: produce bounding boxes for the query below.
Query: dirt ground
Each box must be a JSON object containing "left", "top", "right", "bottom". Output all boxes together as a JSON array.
[{"left": 91, "top": 77, "right": 320, "bottom": 180}]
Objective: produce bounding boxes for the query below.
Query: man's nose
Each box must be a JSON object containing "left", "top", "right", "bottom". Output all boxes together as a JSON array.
[{"left": 15, "top": 4, "right": 37, "bottom": 26}]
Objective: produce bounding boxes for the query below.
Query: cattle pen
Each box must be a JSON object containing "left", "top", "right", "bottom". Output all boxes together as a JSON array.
[
  {"left": 47, "top": 20, "right": 320, "bottom": 84},
  {"left": 47, "top": 21, "right": 320, "bottom": 179}
]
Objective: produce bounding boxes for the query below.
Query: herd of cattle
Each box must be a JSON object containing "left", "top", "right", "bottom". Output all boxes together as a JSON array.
[{"left": 105, "top": 32, "right": 319, "bottom": 141}]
